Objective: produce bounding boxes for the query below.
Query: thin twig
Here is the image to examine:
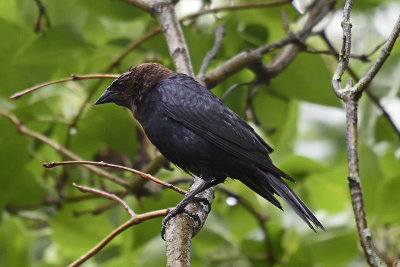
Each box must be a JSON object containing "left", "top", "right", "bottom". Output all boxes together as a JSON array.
[
  {"left": 72, "top": 183, "right": 136, "bottom": 217},
  {"left": 203, "top": 0, "right": 336, "bottom": 88},
  {"left": 280, "top": 9, "right": 290, "bottom": 33},
  {"left": 33, "top": 0, "right": 51, "bottom": 33},
  {"left": 10, "top": 74, "right": 118, "bottom": 99},
  {"left": 331, "top": 0, "right": 354, "bottom": 98},
  {"left": 354, "top": 14, "right": 400, "bottom": 94},
  {"left": 303, "top": 48, "right": 382, "bottom": 62},
  {"left": 317, "top": 31, "right": 400, "bottom": 139},
  {"left": 68, "top": 209, "right": 169, "bottom": 267},
  {"left": 0, "top": 110, "right": 129, "bottom": 187},
  {"left": 180, "top": 0, "right": 290, "bottom": 21},
  {"left": 44, "top": 161, "right": 186, "bottom": 195},
  {"left": 221, "top": 81, "right": 258, "bottom": 100},
  {"left": 198, "top": 24, "right": 226, "bottom": 77},
  {"left": 365, "top": 90, "right": 400, "bottom": 139}
]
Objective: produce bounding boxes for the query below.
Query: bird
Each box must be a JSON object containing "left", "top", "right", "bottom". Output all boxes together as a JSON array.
[{"left": 95, "top": 63, "right": 324, "bottom": 238}]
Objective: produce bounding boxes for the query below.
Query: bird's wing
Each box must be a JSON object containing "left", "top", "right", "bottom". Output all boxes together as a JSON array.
[{"left": 158, "top": 75, "right": 294, "bottom": 182}]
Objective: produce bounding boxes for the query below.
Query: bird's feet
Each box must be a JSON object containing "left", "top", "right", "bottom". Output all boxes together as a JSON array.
[
  {"left": 161, "top": 208, "right": 201, "bottom": 240},
  {"left": 192, "top": 196, "right": 212, "bottom": 212},
  {"left": 161, "top": 197, "right": 212, "bottom": 240}
]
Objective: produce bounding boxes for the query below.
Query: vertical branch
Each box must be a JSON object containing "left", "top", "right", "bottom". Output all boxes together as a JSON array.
[
  {"left": 331, "top": 1, "right": 400, "bottom": 266},
  {"left": 153, "top": 1, "right": 194, "bottom": 75},
  {"left": 344, "top": 94, "right": 385, "bottom": 267},
  {"left": 332, "top": 0, "right": 353, "bottom": 97},
  {"left": 198, "top": 24, "right": 226, "bottom": 77}
]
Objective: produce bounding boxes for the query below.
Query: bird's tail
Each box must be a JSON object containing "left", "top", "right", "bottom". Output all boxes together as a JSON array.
[{"left": 240, "top": 169, "right": 324, "bottom": 231}]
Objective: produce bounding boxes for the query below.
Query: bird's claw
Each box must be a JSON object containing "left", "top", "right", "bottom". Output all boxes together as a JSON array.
[
  {"left": 192, "top": 196, "right": 212, "bottom": 213},
  {"left": 161, "top": 207, "right": 204, "bottom": 240}
]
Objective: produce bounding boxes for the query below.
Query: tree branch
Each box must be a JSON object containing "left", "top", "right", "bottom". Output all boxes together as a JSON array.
[
  {"left": 330, "top": 1, "right": 400, "bottom": 266},
  {"left": 44, "top": 160, "right": 186, "bottom": 195},
  {"left": 72, "top": 182, "right": 136, "bottom": 217},
  {"left": 152, "top": 1, "right": 194, "bottom": 75},
  {"left": 316, "top": 31, "right": 400, "bottom": 139},
  {"left": 180, "top": 0, "right": 290, "bottom": 21},
  {"left": 10, "top": 74, "right": 118, "bottom": 99},
  {"left": 33, "top": 0, "right": 51, "bottom": 33},
  {"left": 354, "top": 15, "right": 400, "bottom": 94},
  {"left": 164, "top": 178, "right": 214, "bottom": 267},
  {"left": 202, "top": 0, "right": 336, "bottom": 88},
  {"left": 198, "top": 24, "right": 225, "bottom": 77},
  {"left": 68, "top": 209, "right": 169, "bottom": 267}
]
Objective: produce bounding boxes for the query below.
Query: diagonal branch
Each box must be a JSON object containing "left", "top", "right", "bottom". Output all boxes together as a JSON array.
[
  {"left": 72, "top": 183, "right": 136, "bottom": 217},
  {"left": 316, "top": 31, "right": 400, "bottom": 139},
  {"left": 198, "top": 24, "right": 226, "bottom": 77},
  {"left": 44, "top": 160, "right": 186, "bottom": 195},
  {"left": 68, "top": 209, "right": 169, "bottom": 267},
  {"left": 10, "top": 74, "right": 118, "bottom": 99},
  {"left": 180, "top": 0, "right": 290, "bottom": 21},
  {"left": 33, "top": 0, "right": 51, "bottom": 33},
  {"left": 202, "top": 0, "right": 336, "bottom": 88},
  {"left": 354, "top": 14, "right": 400, "bottom": 94}
]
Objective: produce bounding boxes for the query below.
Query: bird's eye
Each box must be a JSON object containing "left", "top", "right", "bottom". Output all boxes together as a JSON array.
[{"left": 115, "top": 81, "right": 124, "bottom": 90}]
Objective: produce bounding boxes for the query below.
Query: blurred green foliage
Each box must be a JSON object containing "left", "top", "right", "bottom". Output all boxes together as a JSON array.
[{"left": 1, "top": 0, "right": 400, "bottom": 266}]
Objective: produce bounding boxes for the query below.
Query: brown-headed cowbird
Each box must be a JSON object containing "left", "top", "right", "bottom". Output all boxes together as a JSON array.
[{"left": 95, "top": 63, "right": 324, "bottom": 238}]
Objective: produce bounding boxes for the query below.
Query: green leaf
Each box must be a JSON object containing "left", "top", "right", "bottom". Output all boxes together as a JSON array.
[
  {"left": 358, "top": 144, "right": 385, "bottom": 214},
  {"left": 377, "top": 175, "right": 400, "bottom": 224},
  {"left": 379, "top": 149, "right": 400, "bottom": 178},
  {"left": 78, "top": 0, "right": 144, "bottom": 21},
  {"left": 240, "top": 23, "right": 269, "bottom": 48},
  {"left": 50, "top": 203, "right": 114, "bottom": 259},
  {"left": 270, "top": 53, "right": 340, "bottom": 106},
  {"left": 281, "top": 227, "right": 300, "bottom": 259},
  {"left": 253, "top": 88, "right": 291, "bottom": 146},
  {"left": 0, "top": 215, "right": 31, "bottom": 267},
  {"left": 305, "top": 228, "right": 359, "bottom": 266},
  {"left": 16, "top": 24, "right": 93, "bottom": 66},
  {"left": 0, "top": 118, "right": 45, "bottom": 211},
  {"left": 278, "top": 154, "right": 326, "bottom": 179},
  {"left": 305, "top": 167, "right": 349, "bottom": 213},
  {"left": 70, "top": 104, "right": 138, "bottom": 159}
]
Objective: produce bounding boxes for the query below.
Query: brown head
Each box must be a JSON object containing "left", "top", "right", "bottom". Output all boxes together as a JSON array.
[{"left": 95, "top": 63, "right": 174, "bottom": 113}]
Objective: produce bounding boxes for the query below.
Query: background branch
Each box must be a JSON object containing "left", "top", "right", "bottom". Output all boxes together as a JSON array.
[
  {"left": 44, "top": 160, "right": 186, "bottom": 195},
  {"left": 198, "top": 24, "right": 225, "bottom": 77},
  {"left": 72, "top": 182, "right": 136, "bottom": 217},
  {"left": 68, "top": 209, "right": 169, "bottom": 267},
  {"left": 10, "top": 74, "right": 118, "bottom": 99},
  {"left": 181, "top": 0, "right": 290, "bottom": 21},
  {"left": 202, "top": 0, "right": 336, "bottom": 88},
  {"left": 33, "top": 0, "right": 51, "bottom": 33}
]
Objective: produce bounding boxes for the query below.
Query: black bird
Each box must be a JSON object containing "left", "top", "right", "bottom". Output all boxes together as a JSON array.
[{"left": 95, "top": 63, "right": 324, "bottom": 237}]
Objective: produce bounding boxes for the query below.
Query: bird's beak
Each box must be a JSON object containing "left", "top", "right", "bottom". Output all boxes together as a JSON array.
[{"left": 95, "top": 88, "right": 118, "bottom": 105}]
